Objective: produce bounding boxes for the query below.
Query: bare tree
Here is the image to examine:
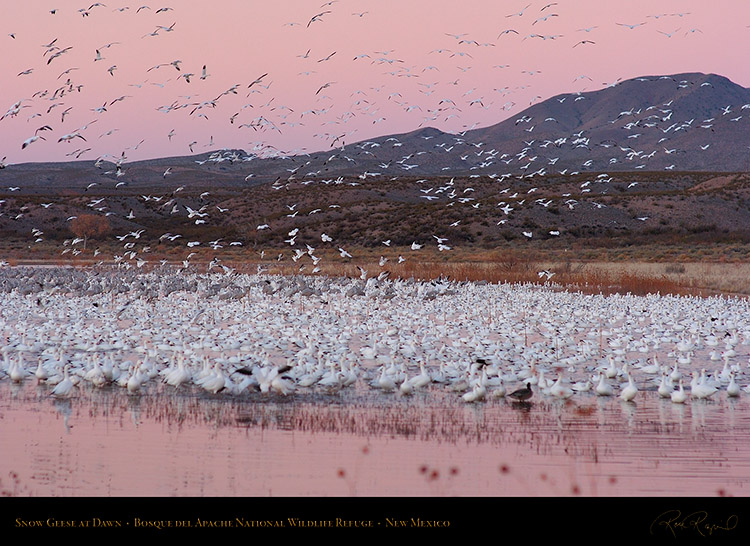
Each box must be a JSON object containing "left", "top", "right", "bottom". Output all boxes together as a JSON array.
[{"left": 70, "top": 214, "right": 110, "bottom": 250}]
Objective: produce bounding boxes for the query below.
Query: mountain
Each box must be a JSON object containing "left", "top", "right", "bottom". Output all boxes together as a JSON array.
[
  {"left": 2, "top": 73, "right": 750, "bottom": 193},
  {"left": 0, "top": 73, "right": 749, "bottom": 257},
  {"left": 462, "top": 72, "right": 750, "bottom": 174},
  {"left": 329, "top": 72, "right": 750, "bottom": 176}
]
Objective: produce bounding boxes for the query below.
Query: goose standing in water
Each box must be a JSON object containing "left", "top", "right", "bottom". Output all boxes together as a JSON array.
[
  {"left": 399, "top": 376, "right": 415, "bottom": 396},
  {"left": 9, "top": 355, "right": 29, "bottom": 383},
  {"left": 726, "top": 372, "right": 741, "bottom": 398},
  {"left": 604, "top": 356, "right": 619, "bottom": 379},
  {"left": 462, "top": 379, "right": 487, "bottom": 403},
  {"left": 670, "top": 363, "right": 682, "bottom": 383},
  {"left": 549, "top": 374, "right": 574, "bottom": 399},
  {"left": 571, "top": 378, "right": 592, "bottom": 393},
  {"left": 595, "top": 373, "right": 613, "bottom": 396},
  {"left": 491, "top": 378, "right": 507, "bottom": 398},
  {"left": 50, "top": 365, "right": 76, "bottom": 398},
  {"left": 35, "top": 358, "right": 50, "bottom": 382},
  {"left": 619, "top": 373, "right": 638, "bottom": 402},
  {"left": 671, "top": 380, "right": 689, "bottom": 404},
  {"left": 197, "top": 361, "right": 227, "bottom": 394},
  {"left": 657, "top": 373, "right": 673, "bottom": 398},
  {"left": 508, "top": 382, "right": 533, "bottom": 402},
  {"left": 373, "top": 365, "right": 397, "bottom": 392},
  {"left": 691, "top": 370, "right": 718, "bottom": 400},
  {"left": 408, "top": 362, "right": 432, "bottom": 390},
  {"left": 126, "top": 363, "right": 143, "bottom": 395}
]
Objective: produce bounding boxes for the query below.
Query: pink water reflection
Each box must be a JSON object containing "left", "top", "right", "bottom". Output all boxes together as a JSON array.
[{"left": 2, "top": 382, "right": 750, "bottom": 497}]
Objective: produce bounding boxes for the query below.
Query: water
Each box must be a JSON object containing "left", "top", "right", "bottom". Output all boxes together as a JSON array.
[
  {"left": 1, "top": 268, "right": 749, "bottom": 500},
  {"left": 3, "top": 380, "right": 750, "bottom": 497}
]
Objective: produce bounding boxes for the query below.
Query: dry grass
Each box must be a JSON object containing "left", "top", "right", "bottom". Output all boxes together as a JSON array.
[
  {"left": 585, "top": 261, "right": 750, "bottom": 296},
  {"left": 3, "top": 243, "right": 748, "bottom": 297},
  {"left": 235, "top": 257, "right": 746, "bottom": 297},
  {"left": 390, "top": 261, "right": 699, "bottom": 297},
  {"left": 253, "top": 252, "right": 748, "bottom": 297}
]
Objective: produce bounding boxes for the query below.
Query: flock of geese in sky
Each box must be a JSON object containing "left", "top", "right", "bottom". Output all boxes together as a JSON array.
[
  {"left": 0, "top": 266, "right": 748, "bottom": 408},
  {"left": 0, "top": 2, "right": 733, "bottom": 164},
  {"left": 1, "top": 4, "right": 748, "bottom": 274}
]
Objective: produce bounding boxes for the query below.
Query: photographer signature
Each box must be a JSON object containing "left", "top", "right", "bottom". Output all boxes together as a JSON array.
[{"left": 650, "top": 510, "right": 738, "bottom": 537}]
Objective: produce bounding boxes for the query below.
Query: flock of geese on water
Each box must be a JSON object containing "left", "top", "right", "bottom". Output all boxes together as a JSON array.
[{"left": 0, "top": 266, "right": 748, "bottom": 409}]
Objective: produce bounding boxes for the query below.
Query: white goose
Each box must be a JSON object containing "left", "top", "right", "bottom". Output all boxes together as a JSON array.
[
  {"left": 657, "top": 373, "right": 673, "bottom": 398},
  {"left": 690, "top": 370, "right": 718, "bottom": 400},
  {"left": 604, "top": 356, "right": 619, "bottom": 379},
  {"left": 671, "top": 380, "right": 689, "bottom": 404},
  {"left": 399, "top": 376, "right": 414, "bottom": 396},
  {"left": 462, "top": 380, "right": 487, "bottom": 403},
  {"left": 408, "top": 362, "right": 432, "bottom": 390},
  {"left": 571, "top": 378, "right": 592, "bottom": 393},
  {"left": 9, "top": 356, "right": 28, "bottom": 383},
  {"left": 126, "top": 362, "right": 145, "bottom": 395},
  {"left": 34, "top": 358, "right": 50, "bottom": 382},
  {"left": 491, "top": 379, "right": 507, "bottom": 398},
  {"left": 373, "top": 365, "right": 397, "bottom": 391},
  {"left": 595, "top": 373, "right": 613, "bottom": 396},
  {"left": 549, "top": 374, "right": 574, "bottom": 399},
  {"left": 50, "top": 365, "right": 76, "bottom": 398},
  {"left": 164, "top": 356, "right": 192, "bottom": 388},
  {"left": 639, "top": 358, "right": 661, "bottom": 375},
  {"left": 727, "top": 372, "right": 741, "bottom": 398},
  {"left": 619, "top": 373, "right": 638, "bottom": 402},
  {"left": 718, "top": 358, "right": 733, "bottom": 383}
]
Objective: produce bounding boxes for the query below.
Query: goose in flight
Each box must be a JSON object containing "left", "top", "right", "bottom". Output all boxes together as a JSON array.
[
  {"left": 657, "top": 29, "right": 680, "bottom": 38},
  {"left": 247, "top": 73, "right": 269, "bottom": 89},
  {"left": 506, "top": 4, "right": 531, "bottom": 17},
  {"left": 316, "top": 82, "right": 334, "bottom": 95},
  {"left": 58, "top": 132, "right": 86, "bottom": 143},
  {"left": 22, "top": 135, "right": 45, "bottom": 149},
  {"left": 307, "top": 10, "right": 331, "bottom": 27},
  {"left": 533, "top": 13, "right": 558, "bottom": 25}
]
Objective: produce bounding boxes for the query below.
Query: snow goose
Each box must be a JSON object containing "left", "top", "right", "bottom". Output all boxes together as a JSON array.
[
  {"left": 657, "top": 373, "right": 673, "bottom": 398},
  {"left": 671, "top": 380, "right": 689, "bottom": 404},
  {"left": 595, "top": 373, "right": 613, "bottom": 396},
  {"left": 619, "top": 373, "right": 638, "bottom": 402},
  {"left": 727, "top": 372, "right": 741, "bottom": 398},
  {"left": 50, "top": 366, "right": 76, "bottom": 398}
]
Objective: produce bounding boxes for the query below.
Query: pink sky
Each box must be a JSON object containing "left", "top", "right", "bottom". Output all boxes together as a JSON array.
[{"left": 1, "top": 0, "right": 749, "bottom": 165}]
